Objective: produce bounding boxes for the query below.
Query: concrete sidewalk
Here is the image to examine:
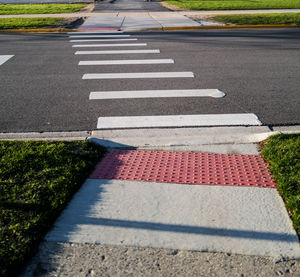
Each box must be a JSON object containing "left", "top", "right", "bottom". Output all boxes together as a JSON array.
[
  {"left": 78, "top": 12, "right": 204, "bottom": 31},
  {"left": 1, "top": 9, "right": 300, "bottom": 31},
  {"left": 22, "top": 127, "right": 300, "bottom": 276},
  {"left": 1, "top": 9, "right": 300, "bottom": 18},
  {"left": 45, "top": 148, "right": 299, "bottom": 260}
]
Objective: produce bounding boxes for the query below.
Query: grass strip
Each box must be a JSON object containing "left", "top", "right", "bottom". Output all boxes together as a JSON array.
[
  {"left": 0, "top": 140, "right": 106, "bottom": 277},
  {"left": 212, "top": 13, "right": 300, "bottom": 25},
  {"left": 0, "top": 4, "right": 86, "bottom": 15},
  {"left": 261, "top": 134, "right": 300, "bottom": 236},
  {"left": 166, "top": 0, "right": 300, "bottom": 11},
  {"left": 0, "top": 17, "right": 64, "bottom": 29}
]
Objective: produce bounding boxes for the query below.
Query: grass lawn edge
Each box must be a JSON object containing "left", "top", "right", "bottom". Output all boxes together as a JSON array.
[
  {"left": 0, "top": 140, "right": 106, "bottom": 277},
  {"left": 260, "top": 133, "right": 300, "bottom": 237},
  {"left": 211, "top": 13, "right": 300, "bottom": 25},
  {"left": 163, "top": 0, "right": 300, "bottom": 11},
  {"left": 0, "top": 3, "right": 88, "bottom": 15},
  {"left": 0, "top": 17, "right": 83, "bottom": 31}
]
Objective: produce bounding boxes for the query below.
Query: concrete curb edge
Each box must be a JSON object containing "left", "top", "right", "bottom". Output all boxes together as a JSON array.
[
  {"left": 129, "top": 23, "right": 299, "bottom": 32},
  {"left": 0, "top": 28, "right": 74, "bottom": 33},
  {"left": 0, "top": 126, "right": 299, "bottom": 141},
  {"left": 0, "top": 24, "right": 299, "bottom": 33}
]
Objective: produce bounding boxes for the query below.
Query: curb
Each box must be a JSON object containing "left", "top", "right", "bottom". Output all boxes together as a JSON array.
[
  {"left": 0, "top": 28, "right": 72, "bottom": 33},
  {"left": 140, "top": 23, "right": 299, "bottom": 32},
  {"left": 1, "top": 126, "right": 299, "bottom": 141},
  {"left": 0, "top": 131, "right": 90, "bottom": 140},
  {"left": 0, "top": 24, "right": 298, "bottom": 33}
]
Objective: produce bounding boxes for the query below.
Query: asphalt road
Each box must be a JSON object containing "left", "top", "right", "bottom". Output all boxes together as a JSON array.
[
  {"left": 0, "top": 29, "right": 299, "bottom": 133},
  {"left": 93, "top": 0, "right": 168, "bottom": 12},
  {"left": 0, "top": 0, "right": 166, "bottom": 10}
]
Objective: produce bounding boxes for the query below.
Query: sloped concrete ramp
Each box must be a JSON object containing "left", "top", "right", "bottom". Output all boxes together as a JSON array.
[{"left": 46, "top": 179, "right": 300, "bottom": 259}]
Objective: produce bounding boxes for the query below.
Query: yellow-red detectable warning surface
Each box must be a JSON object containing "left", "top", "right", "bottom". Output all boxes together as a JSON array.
[{"left": 90, "top": 150, "right": 277, "bottom": 188}]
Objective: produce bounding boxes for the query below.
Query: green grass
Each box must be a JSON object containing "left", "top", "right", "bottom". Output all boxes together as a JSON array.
[
  {"left": 0, "top": 17, "right": 64, "bottom": 29},
  {"left": 166, "top": 0, "right": 300, "bottom": 11},
  {"left": 0, "top": 141, "right": 106, "bottom": 277},
  {"left": 212, "top": 13, "right": 300, "bottom": 25},
  {"left": 0, "top": 4, "right": 86, "bottom": 15},
  {"left": 261, "top": 134, "right": 300, "bottom": 236}
]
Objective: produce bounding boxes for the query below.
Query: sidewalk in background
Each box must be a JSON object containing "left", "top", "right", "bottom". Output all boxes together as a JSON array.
[{"left": 1, "top": 9, "right": 300, "bottom": 31}]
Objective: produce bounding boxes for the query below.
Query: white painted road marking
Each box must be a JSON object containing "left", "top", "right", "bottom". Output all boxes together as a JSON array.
[
  {"left": 67, "top": 31, "right": 124, "bottom": 35},
  {"left": 90, "top": 89, "right": 225, "bottom": 99},
  {"left": 70, "top": 39, "right": 138, "bottom": 42},
  {"left": 79, "top": 59, "right": 174, "bottom": 65},
  {"left": 83, "top": 72, "right": 194, "bottom": 80},
  {"left": 97, "top": 114, "right": 262, "bottom": 129},
  {"left": 69, "top": 35, "right": 131, "bottom": 38},
  {"left": 72, "top": 43, "right": 147, "bottom": 47},
  {"left": 75, "top": 50, "right": 160, "bottom": 55},
  {"left": 0, "top": 55, "right": 14, "bottom": 66}
]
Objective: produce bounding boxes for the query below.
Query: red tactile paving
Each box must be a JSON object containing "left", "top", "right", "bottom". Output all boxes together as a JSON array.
[
  {"left": 78, "top": 27, "right": 121, "bottom": 30},
  {"left": 90, "top": 150, "right": 277, "bottom": 188}
]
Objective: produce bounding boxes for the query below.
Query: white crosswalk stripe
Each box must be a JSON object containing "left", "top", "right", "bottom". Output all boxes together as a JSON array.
[
  {"left": 83, "top": 72, "right": 194, "bottom": 79},
  {"left": 0, "top": 55, "right": 14, "bottom": 66},
  {"left": 75, "top": 49, "right": 160, "bottom": 55},
  {"left": 89, "top": 89, "right": 225, "bottom": 99},
  {"left": 72, "top": 43, "right": 147, "bottom": 47},
  {"left": 70, "top": 39, "right": 138, "bottom": 42},
  {"left": 67, "top": 32, "right": 124, "bottom": 35},
  {"left": 97, "top": 114, "right": 262, "bottom": 129},
  {"left": 69, "top": 35, "right": 131, "bottom": 38},
  {"left": 79, "top": 59, "right": 174, "bottom": 65}
]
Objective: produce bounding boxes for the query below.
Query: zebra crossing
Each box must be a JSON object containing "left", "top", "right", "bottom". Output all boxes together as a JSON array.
[
  {"left": 68, "top": 32, "right": 262, "bottom": 130},
  {"left": 0, "top": 55, "right": 14, "bottom": 66},
  {"left": 82, "top": 72, "right": 194, "bottom": 80},
  {"left": 79, "top": 59, "right": 174, "bottom": 65},
  {"left": 73, "top": 43, "right": 148, "bottom": 47},
  {"left": 75, "top": 49, "right": 160, "bottom": 55},
  {"left": 96, "top": 114, "right": 262, "bottom": 129},
  {"left": 89, "top": 89, "right": 225, "bottom": 100},
  {"left": 70, "top": 39, "right": 138, "bottom": 42},
  {"left": 69, "top": 35, "right": 131, "bottom": 38}
]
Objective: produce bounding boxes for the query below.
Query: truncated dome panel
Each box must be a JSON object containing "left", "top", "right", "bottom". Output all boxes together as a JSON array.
[{"left": 90, "top": 150, "right": 277, "bottom": 188}]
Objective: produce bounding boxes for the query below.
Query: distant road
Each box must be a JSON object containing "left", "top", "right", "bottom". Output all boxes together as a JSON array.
[{"left": 92, "top": 0, "right": 167, "bottom": 13}]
